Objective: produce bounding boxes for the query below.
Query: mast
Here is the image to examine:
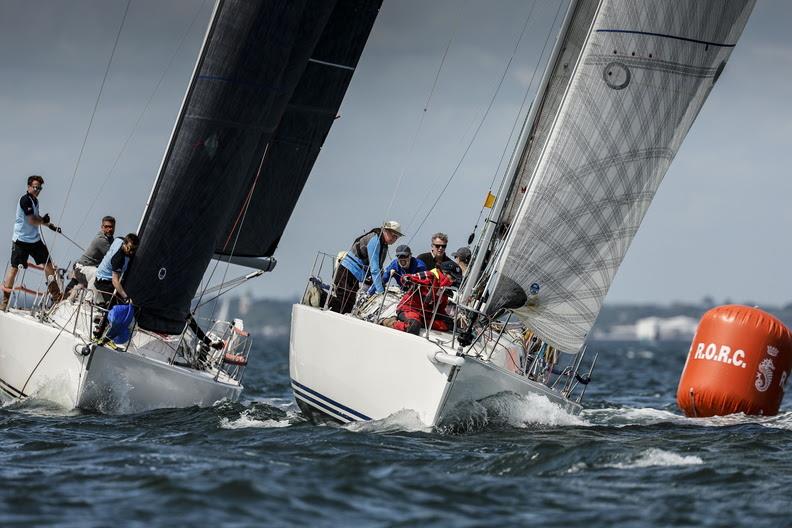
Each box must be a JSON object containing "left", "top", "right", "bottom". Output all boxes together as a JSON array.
[{"left": 460, "top": 0, "right": 586, "bottom": 303}]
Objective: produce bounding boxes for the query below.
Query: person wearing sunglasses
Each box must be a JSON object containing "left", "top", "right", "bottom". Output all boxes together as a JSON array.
[
  {"left": 416, "top": 232, "right": 452, "bottom": 272},
  {"left": 1, "top": 175, "right": 62, "bottom": 310},
  {"left": 64, "top": 215, "right": 116, "bottom": 300},
  {"left": 367, "top": 244, "right": 426, "bottom": 295}
]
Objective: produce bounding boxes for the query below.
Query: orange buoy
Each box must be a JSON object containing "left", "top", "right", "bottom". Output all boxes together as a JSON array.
[{"left": 677, "top": 305, "right": 792, "bottom": 417}]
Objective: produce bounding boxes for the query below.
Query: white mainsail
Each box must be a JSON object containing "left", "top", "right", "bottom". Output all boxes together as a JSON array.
[{"left": 487, "top": 0, "right": 755, "bottom": 352}]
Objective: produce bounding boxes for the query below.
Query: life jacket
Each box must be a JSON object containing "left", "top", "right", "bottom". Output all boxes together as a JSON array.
[{"left": 349, "top": 228, "right": 386, "bottom": 267}]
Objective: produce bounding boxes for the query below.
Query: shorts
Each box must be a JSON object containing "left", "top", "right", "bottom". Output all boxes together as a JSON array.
[
  {"left": 10, "top": 240, "right": 49, "bottom": 269},
  {"left": 73, "top": 263, "right": 98, "bottom": 289}
]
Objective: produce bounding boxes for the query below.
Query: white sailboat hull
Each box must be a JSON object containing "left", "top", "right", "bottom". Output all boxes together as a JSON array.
[
  {"left": 0, "top": 307, "right": 242, "bottom": 413},
  {"left": 78, "top": 346, "right": 242, "bottom": 414},
  {"left": 0, "top": 309, "right": 86, "bottom": 407},
  {"left": 289, "top": 304, "right": 581, "bottom": 426}
]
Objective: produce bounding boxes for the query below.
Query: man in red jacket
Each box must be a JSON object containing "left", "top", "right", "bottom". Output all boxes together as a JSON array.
[{"left": 390, "top": 260, "right": 462, "bottom": 335}]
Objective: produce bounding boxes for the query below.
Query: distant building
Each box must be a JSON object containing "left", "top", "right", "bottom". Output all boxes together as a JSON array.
[
  {"left": 591, "top": 324, "right": 638, "bottom": 341},
  {"left": 635, "top": 316, "right": 698, "bottom": 341}
]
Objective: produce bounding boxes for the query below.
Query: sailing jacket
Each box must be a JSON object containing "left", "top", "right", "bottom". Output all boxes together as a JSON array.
[
  {"left": 416, "top": 251, "right": 452, "bottom": 271},
  {"left": 12, "top": 193, "right": 41, "bottom": 243},
  {"left": 367, "top": 256, "right": 427, "bottom": 295},
  {"left": 397, "top": 267, "right": 454, "bottom": 317},
  {"left": 341, "top": 228, "right": 389, "bottom": 293}
]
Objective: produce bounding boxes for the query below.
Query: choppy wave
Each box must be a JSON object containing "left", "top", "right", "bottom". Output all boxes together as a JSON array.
[
  {"left": 218, "top": 401, "right": 298, "bottom": 429},
  {"left": 608, "top": 448, "right": 703, "bottom": 469},
  {"left": 584, "top": 406, "right": 792, "bottom": 431}
]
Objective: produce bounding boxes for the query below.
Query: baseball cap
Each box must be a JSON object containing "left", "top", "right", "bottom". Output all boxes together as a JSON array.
[
  {"left": 452, "top": 246, "right": 472, "bottom": 264},
  {"left": 395, "top": 245, "right": 411, "bottom": 257}
]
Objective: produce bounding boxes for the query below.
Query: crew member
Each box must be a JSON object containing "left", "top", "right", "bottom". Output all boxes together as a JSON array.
[
  {"left": 93, "top": 233, "right": 138, "bottom": 339},
  {"left": 1, "top": 175, "right": 62, "bottom": 310},
  {"left": 452, "top": 246, "right": 471, "bottom": 276},
  {"left": 367, "top": 244, "right": 426, "bottom": 294},
  {"left": 416, "top": 232, "right": 452, "bottom": 271},
  {"left": 387, "top": 260, "right": 462, "bottom": 335},
  {"left": 329, "top": 220, "right": 403, "bottom": 314},
  {"left": 64, "top": 215, "right": 116, "bottom": 299}
]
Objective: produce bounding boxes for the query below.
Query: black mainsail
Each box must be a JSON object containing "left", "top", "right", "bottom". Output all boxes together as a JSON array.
[{"left": 125, "top": 0, "right": 382, "bottom": 334}]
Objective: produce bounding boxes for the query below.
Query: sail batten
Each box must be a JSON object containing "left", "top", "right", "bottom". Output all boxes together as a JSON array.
[{"left": 487, "top": 0, "right": 755, "bottom": 352}]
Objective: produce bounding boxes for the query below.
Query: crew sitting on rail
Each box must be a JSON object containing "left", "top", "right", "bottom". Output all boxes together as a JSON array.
[
  {"left": 64, "top": 215, "right": 116, "bottom": 300},
  {"left": 367, "top": 244, "right": 426, "bottom": 295},
  {"left": 383, "top": 260, "right": 463, "bottom": 335},
  {"left": 329, "top": 220, "right": 403, "bottom": 314}
]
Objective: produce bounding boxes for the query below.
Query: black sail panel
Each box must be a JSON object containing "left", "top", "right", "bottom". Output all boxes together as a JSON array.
[
  {"left": 215, "top": 0, "right": 383, "bottom": 257},
  {"left": 125, "top": 0, "right": 340, "bottom": 334}
]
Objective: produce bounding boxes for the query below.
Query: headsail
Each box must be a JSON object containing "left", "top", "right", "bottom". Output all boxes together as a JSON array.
[
  {"left": 487, "top": 0, "right": 755, "bottom": 352},
  {"left": 214, "top": 0, "right": 383, "bottom": 258},
  {"left": 125, "top": 0, "right": 381, "bottom": 334}
]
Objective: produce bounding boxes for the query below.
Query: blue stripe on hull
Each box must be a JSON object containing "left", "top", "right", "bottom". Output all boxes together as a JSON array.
[{"left": 290, "top": 379, "right": 371, "bottom": 422}]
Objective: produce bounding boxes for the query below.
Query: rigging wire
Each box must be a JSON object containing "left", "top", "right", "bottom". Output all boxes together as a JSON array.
[
  {"left": 50, "top": 0, "right": 132, "bottom": 259},
  {"left": 405, "top": 0, "right": 538, "bottom": 245},
  {"left": 468, "top": 0, "right": 566, "bottom": 242},
  {"left": 75, "top": 0, "right": 209, "bottom": 240},
  {"left": 382, "top": 3, "right": 465, "bottom": 221},
  {"left": 194, "top": 144, "right": 272, "bottom": 320}
]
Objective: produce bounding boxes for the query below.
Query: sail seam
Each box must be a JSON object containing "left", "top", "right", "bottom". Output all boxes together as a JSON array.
[
  {"left": 595, "top": 29, "right": 737, "bottom": 48},
  {"left": 308, "top": 58, "right": 355, "bottom": 71}
]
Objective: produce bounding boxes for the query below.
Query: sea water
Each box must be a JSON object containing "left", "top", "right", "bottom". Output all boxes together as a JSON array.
[{"left": 1, "top": 338, "right": 790, "bottom": 526}]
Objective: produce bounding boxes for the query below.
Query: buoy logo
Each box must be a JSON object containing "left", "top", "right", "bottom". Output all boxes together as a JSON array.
[
  {"left": 692, "top": 342, "right": 746, "bottom": 368},
  {"left": 755, "top": 358, "right": 775, "bottom": 393}
]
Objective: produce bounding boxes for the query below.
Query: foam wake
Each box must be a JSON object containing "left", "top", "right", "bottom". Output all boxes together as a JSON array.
[
  {"left": 440, "top": 392, "right": 588, "bottom": 432},
  {"left": 344, "top": 409, "right": 432, "bottom": 434}
]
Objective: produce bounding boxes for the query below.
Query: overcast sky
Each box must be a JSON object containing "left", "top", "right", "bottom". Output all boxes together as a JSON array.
[{"left": 0, "top": 0, "right": 789, "bottom": 307}]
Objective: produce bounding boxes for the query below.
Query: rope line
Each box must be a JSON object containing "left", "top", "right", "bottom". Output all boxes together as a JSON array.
[
  {"left": 75, "top": 0, "right": 209, "bottom": 239},
  {"left": 469, "top": 0, "right": 565, "bottom": 241},
  {"left": 406, "top": 1, "right": 538, "bottom": 244},
  {"left": 383, "top": 4, "right": 464, "bottom": 220},
  {"left": 20, "top": 304, "right": 84, "bottom": 396},
  {"left": 51, "top": 0, "right": 132, "bottom": 259},
  {"left": 196, "top": 143, "right": 271, "bottom": 318}
]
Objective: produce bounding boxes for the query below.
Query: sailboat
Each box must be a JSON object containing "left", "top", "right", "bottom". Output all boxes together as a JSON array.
[
  {"left": 0, "top": 0, "right": 382, "bottom": 413},
  {"left": 289, "top": 0, "right": 756, "bottom": 425}
]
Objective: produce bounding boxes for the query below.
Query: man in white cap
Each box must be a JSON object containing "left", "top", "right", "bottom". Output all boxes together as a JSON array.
[{"left": 329, "top": 220, "right": 403, "bottom": 314}]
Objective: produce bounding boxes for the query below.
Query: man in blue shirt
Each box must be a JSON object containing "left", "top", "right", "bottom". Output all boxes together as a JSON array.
[
  {"left": 367, "top": 244, "right": 426, "bottom": 295},
  {"left": 93, "top": 233, "right": 139, "bottom": 340},
  {"left": 2, "top": 175, "right": 62, "bottom": 310},
  {"left": 329, "top": 220, "right": 403, "bottom": 314}
]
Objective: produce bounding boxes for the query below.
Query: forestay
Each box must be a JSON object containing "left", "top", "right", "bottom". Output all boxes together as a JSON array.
[{"left": 487, "top": 0, "right": 755, "bottom": 352}]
